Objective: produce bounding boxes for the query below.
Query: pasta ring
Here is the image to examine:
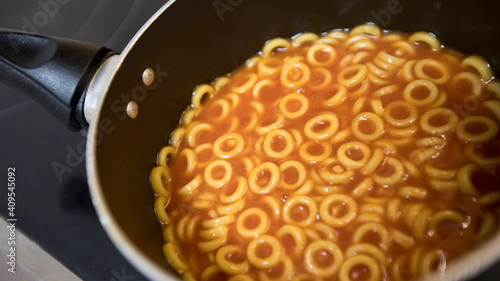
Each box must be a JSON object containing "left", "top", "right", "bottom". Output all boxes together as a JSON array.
[
  {"left": 280, "top": 61, "right": 311, "bottom": 88},
  {"left": 403, "top": 79, "right": 439, "bottom": 106},
  {"left": 306, "top": 43, "right": 337, "bottom": 66},
  {"left": 247, "top": 235, "right": 283, "bottom": 269},
  {"left": 262, "top": 38, "right": 291, "bottom": 56},
  {"left": 319, "top": 194, "right": 358, "bottom": 227},
  {"left": 215, "top": 245, "right": 250, "bottom": 275},
  {"left": 383, "top": 101, "right": 418, "bottom": 128},
  {"left": 337, "top": 142, "right": 372, "bottom": 170},
  {"left": 279, "top": 160, "right": 307, "bottom": 190},
  {"left": 419, "top": 108, "right": 459, "bottom": 135},
  {"left": 318, "top": 157, "right": 355, "bottom": 184},
  {"left": 282, "top": 195, "right": 318, "bottom": 227},
  {"left": 262, "top": 129, "right": 295, "bottom": 158},
  {"left": 304, "top": 112, "right": 340, "bottom": 141},
  {"left": 248, "top": 162, "right": 281, "bottom": 194},
  {"left": 204, "top": 159, "right": 232, "bottom": 188},
  {"left": 337, "top": 64, "right": 368, "bottom": 87},
  {"left": 213, "top": 133, "right": 245, "bottom": 159},
  {"left": 299, "top": 141, "right": 333, "bottom": 164},
  {"left": 304, "top": 240, "right": 344, "bottom": 277},
  {"left": 339, "top": 254, "right": 381, "bottom": 281},
  {"left": 351, "top": 112, "right": 385, "bottom": 141},
  {"left": 279, "top": 93, "right": 309, "bottom": 119},
  {"left": 236, "top": 207, "right": 270, "bottom": 238},
  {"left": 456, "top": 116, "right": 499, "bottom": 144},
  {"left": 414, "top": 58, "right": 450, "bottom": 84}
]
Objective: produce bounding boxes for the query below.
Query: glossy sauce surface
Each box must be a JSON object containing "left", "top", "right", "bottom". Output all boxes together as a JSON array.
[{"left": 153, "top": 27, "right": 500, "bottom": 281}]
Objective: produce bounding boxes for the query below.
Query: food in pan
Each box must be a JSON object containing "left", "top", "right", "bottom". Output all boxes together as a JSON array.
[{"left": 150, "top": 23, "right": 500, "bottom": 281}]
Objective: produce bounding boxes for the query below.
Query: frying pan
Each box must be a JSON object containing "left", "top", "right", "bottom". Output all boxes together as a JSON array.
[{"left": 2, "top": 0, "right": 500, "bottom": 280}]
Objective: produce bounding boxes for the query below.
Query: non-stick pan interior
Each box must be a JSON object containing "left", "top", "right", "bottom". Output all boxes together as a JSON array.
[{"left": 90, "top": 0, "right": 500, "bottom": 279}]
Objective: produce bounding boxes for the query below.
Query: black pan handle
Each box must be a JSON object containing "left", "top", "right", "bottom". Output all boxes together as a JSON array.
[{"left": 0, "top": 29, "right": 114, "bottom": 131}]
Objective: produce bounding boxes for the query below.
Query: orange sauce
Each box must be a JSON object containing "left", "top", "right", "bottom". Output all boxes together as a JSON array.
[{"left": 159, "top": 30, "right": 500, "bottom": 280}]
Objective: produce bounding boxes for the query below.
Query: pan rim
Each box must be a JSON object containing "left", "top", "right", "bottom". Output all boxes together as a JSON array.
[
  {"left": 85, "top": 0, "right": 180, "bottom": 280},
  {"left": 84, "top": 1, "right": 500, "bottom": 280},
  {"left": 418, "top": 233, "right": 500, "bottom": 281}
]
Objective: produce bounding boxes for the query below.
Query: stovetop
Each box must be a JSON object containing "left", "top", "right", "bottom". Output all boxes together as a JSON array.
[
  {"left": 0, "top": 1, "right": 164, "bottom": 280},
  {"left": 1, "top": 1, "right": 500, "bottom": 281}
]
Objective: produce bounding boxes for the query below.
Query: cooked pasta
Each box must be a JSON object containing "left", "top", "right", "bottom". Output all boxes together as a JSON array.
[
  {"left": 262, "top": 129, "right": 294, "bottom": 158},
  {"left": 403, "top": 79, "right": 439, "bottom": 106},
  {"left": 282, "top": 195, "right": 318, "bottom": 227},
  {"left": 414, "top": 58, "right": 450, "bottom": 84},
  {"left": 279, "top": 92, "right": 309, "bottom": 119},
  {"left": 151, "top": 24, "right": 500, "bottom": 281},
  {"left": 236, "top": 207, "right": 269, "bottom": 238}
]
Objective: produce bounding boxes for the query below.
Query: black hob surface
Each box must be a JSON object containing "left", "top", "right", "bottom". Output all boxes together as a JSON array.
[
  {"left": 0, "top": 1, "right": 164, "bottom": 280},
  {"left": 1, "top": 1, "right": 500, "bottom": 281}
]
